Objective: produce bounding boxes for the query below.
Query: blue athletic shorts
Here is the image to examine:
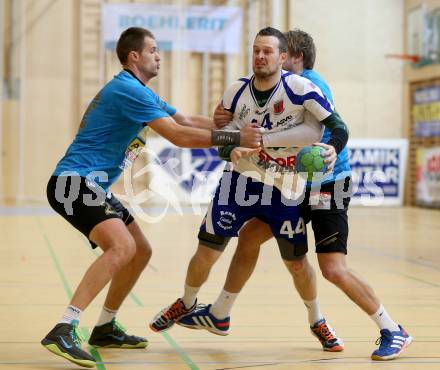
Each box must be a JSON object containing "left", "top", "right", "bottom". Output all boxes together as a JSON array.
[{"left": 198, "top": 170, "right": 308, "bottom": 259}]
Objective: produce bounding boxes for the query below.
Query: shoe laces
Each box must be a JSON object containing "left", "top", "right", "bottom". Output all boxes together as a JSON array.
[
  {"left": 163, "top": 300, "right": 189, "bottom": 320},
  {"left": 70, "top": 324, "right": 85, "bottom": 347},
  {"left": 375, "top": 331, "right": 392, "bottom": 348},
  {"left": 113, "top": 320, "right": 127, "bottom": 334},
  {"left": 315, "top": 322, "right": 336, "bottom": 342}
]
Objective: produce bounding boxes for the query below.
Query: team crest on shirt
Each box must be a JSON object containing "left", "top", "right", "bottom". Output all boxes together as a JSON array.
[{"left": 273, "top": 100, "right": 284, "bottom": 114}]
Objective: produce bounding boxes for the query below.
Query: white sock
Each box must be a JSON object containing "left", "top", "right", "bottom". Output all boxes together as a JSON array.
[
  {"left": 370, "top": 304, "right": 399, "bottom": 331},
  {"left": 96, "top": 306, "right": 118, "bottom": 326},
  {"left": 303, "top": 297, "right": 324, "bottom": 326},
  {"left": 59, "top": 305, "right": 82, "bottom": 325},
  {"left": 182, "top": 284, "right": 200, "bottom": 309},
  {"left": 210, "top": 289, "right": 238, "bottom": 319}
]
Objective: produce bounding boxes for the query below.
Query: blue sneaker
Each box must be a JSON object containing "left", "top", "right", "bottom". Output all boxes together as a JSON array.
[
  {"left": 371, "top": 325, "right": 412, "bottom": 361},
  {"left": 177, "top": 304, "right": 230, "bottom": 336}
]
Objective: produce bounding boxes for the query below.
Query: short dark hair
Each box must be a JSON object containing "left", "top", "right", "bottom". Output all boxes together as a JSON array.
[
  {"left": 284, "top": 29, "right": 316, "bottom": 69},
  {"left": 116, "top": 27, "right": 155, "bottom": 64},
  {"left": 256, "top": 27, "right": 288, "bottom": 53}
]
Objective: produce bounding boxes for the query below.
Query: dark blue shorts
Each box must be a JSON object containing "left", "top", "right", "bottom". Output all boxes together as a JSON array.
[{"left": 198, "top": 171, "right": 307, "bottom": 259}]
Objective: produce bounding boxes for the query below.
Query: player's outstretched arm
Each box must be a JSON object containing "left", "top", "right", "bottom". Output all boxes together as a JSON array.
[
  {"left": 262, "top": 111, "right": 324, "bottom": 148},
  {"left": 172, "top": 111, "right": 215, "bottom": 129},
  {"left": 148, "top": 116, "right": 262, "bottom": 149}
]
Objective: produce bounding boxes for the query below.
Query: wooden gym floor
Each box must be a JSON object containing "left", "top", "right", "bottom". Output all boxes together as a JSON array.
[{"left": 0, "top": 206, "right": 439, "bottom": 369}]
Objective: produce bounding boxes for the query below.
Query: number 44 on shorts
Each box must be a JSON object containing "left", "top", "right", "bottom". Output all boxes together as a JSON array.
[{"left": 280, "top": 219, "right": 306, "bottom": 238}]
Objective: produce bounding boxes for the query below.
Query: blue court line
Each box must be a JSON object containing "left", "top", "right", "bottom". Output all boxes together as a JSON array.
[{"left": 36, "top": 217, "right": 106, "bottom": 370}]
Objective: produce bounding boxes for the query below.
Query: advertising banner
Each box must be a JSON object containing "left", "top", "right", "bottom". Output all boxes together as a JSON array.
[
  {"left": 412, "top": 85, "right": 440, "bottom": 137},
  {"left": 416, "top": 146, "right": 440, "bottom": 208},
  {"left": 348, "top": 139, "right": 408, "bottom": 206},
  {"left": 102, "top": 4, "right": 243, "bottom": 54}
]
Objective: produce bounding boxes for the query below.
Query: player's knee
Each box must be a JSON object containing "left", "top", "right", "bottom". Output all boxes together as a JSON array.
[
  {"left": 238, "top": 227, "right": 264, "bottom": 249},
  {"left": 284, "top": 256, "right": 308, "bottom": 277},
  {"left": 107, "top": 236, "right": 137, "bottom": 272},
  {"left": 192, "top": 244, "right": 221, "bottom": 267},
  {"left": 235, "top": 239, "right": 260, "bottom": 262},
  {"left": 321, "top": 264, "right": 347, "bottom": 285},
  {"left": 135, "top": 240, "right": 152, "bottom": 267}
]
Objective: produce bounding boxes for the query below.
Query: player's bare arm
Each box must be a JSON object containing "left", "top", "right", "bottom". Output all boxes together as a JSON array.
[
  {"left": 148, "top": 116, "right": 262, "bottom": 148},
  {"left": 213, "top": 103, "right": 232, "bottom": 128},
  {"left": 230, "top": 147, "right": 262, "bottom": 166},
  {"left": 172, "top": 111, "right": 215, "bottom": 129}
]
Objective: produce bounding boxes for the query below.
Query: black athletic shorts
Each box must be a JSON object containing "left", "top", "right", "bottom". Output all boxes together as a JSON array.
[
  {"left": 47, "top": 176, "right": 134, "bottom": 248},
  {"left": 301, "top": 176, "right": 351, "bottom": 254}
]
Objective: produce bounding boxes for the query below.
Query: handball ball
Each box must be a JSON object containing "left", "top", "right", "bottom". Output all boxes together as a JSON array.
[{"left": 296, "top": 146, "right": 327, "bottom": 181}]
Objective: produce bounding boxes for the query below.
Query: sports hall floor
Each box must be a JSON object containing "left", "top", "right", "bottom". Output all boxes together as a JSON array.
[{"left": 0, "top": 206, "right": 439, "bottom": 370}]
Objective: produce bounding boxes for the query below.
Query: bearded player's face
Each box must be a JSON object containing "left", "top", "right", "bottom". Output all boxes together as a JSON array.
[{"left": 252, "top": 35, "right": 285, "bottom": 78}]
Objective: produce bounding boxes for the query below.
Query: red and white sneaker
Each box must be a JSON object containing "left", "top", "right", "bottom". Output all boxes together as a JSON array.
[
  {"left": 149, "top": 298, "right": 197, "bottom": 332},
  {"left": 310, "top": 318, "right": 344, "bottom": 352}
]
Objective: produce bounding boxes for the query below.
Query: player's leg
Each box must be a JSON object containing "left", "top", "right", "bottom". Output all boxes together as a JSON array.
[
  {"left": 313, "top": 186, "right": 411, "bottom": 360},
  {"left": 282, "top": 253, "right": 344, "bottom": 351},
  {"left": 317, "top": 251, "right": 412, "bottom": 359},
  {"left": 280, "top": 199, "right": 317, "bottom": 306},
  {"left": 42, "top": 176, "right": 137, "bottom": 367},
  {"left": 150, "top": 171, "right": 248, "bottom": 333},
  {"left": 149, "top": 242, "right": 226, "bottom": 333},
  {"left": 283, "top": 256, "right": 317, "bottom": 313},
  {"left": 317, "top": 253, "right": 380, "bottom": 315},
  {"left": 314, "top": 179, "right": 378, "bottom": 312},
  {"left": 177, "top": 218, "right": 273, "bottom": 335},
  {"left": 69, "top": 218, "right": 136, "bottom": 310},
  {"left": 211, "top": 218, "right": 272, "bottom": 317},
  {"left": 224, "top": 218, "right": 272, "bottom": 293},
  {"left": 269, "top": 189, "right": 344, "bottom": 352},
  {"left": 99, "top": 220, "right": 151, "bottom": 314},
  {"left": 89, "top": 215, "right": 151, "bottom": 348},
  {"left": 185, "top": 242, "right": 224, "bottom": 290}
]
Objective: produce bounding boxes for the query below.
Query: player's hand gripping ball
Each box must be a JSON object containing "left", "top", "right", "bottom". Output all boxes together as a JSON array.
[{"left": 295, "top": 146, "right": 328, "bottom": 181}]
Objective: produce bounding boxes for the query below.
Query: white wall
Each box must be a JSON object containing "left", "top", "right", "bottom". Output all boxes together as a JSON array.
[{"left": 289, "top": 0, "right": 404, "bottom": 139}]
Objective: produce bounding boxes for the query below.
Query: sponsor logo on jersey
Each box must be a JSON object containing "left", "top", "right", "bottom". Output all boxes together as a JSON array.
[
  {"left": 120, "top": 137, "right": 145, "bottom": 170},
  {"left": 255, "top": 108, "right": 267, "bottom": 115},
  {"left": 238, "top": 104, "right": 250, "bottom": 120},
  {"left": 258, "top": 150, "right": 296, "bottom": 168},
  {"left": 273, "top": 100, "right": 284, "bottom": 114},
  {"left": 274, "top": 115, "right": 293, "bottom": 127}
]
